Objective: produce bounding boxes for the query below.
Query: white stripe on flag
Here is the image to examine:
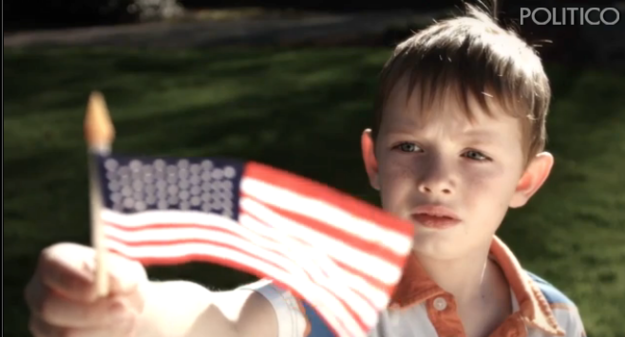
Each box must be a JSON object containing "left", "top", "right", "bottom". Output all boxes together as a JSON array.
[
  {"left": 101, "top": 208, "right": 402, "bottom": 286},
  {"left": 240, "top": 177, "right": 412, "bottom": 255},
  {"left": 102, "top": 210, "right": 372, "bottom": 336},
  {"left": 240, "top": 196, "right": 392, "bottom": 306},
  {"left": 238, "top": 214, "right": 378, "bottom": 327},
  {"left": 103, "top": 218, "right": 378, "bottom": 327},
  {"left": 101, "top": 209, "right": 225, "bottom": 228},
  {"left": 241, "top": 196, "right": 400, "bottom": 286},
  {"left": 104, "top": 239, "right": 361, "bottom": 337}
]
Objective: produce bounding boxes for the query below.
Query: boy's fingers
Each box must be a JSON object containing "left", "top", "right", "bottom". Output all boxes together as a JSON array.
[
  {"left": 38, "top": 243, "right": 98, "bottom": 302},
  {"left": 37, "top": 243, "right": 148, "bottom": 301},
  {"left": 29, "top": 287, "right": 134, "bottom": 328},
  {"left": 107, "top": 252, "right": 148, "bottom": 296}
]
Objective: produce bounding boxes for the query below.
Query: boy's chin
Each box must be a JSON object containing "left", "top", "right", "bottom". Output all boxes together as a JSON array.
[{"left": 411, "top": 230, "right": 480, "bottom": 261}]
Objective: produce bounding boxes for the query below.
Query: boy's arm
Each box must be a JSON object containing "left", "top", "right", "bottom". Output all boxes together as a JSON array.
[
  {"left": 24, "top": 243, "right": 304, "bottom": 337},
  {"left": 559, "top": 307, "right": 587, "bottom": 337},
  {"left": 136, "top": 280, "right": 279, "bottom": 337}
]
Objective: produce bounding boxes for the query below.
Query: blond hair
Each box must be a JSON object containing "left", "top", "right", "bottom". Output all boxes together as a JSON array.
[{"left": 372, "top": 4, "right": 551, "bottom": 163}]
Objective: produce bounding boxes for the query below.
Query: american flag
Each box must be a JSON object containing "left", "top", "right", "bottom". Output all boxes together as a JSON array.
[{"left": 93, "top": 153, "right": 414, "bottom": 337}]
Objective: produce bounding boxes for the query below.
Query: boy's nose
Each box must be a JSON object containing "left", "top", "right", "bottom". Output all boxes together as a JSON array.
[
  {"left": 418, "top": 180, "right": 453, "bottom": 196},
  {"left": 416, "top": 159, "right": 455, "bottom": 196}
]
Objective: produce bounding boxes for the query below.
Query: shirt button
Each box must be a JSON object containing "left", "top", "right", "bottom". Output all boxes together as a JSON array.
[{"left": 433, "top": 297, "right": 448, "bottom": 311}]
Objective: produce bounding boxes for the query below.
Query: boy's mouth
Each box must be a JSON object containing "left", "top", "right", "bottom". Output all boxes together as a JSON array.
[{"left": 411, "top": 204, "right": 461, "bottom": 229}]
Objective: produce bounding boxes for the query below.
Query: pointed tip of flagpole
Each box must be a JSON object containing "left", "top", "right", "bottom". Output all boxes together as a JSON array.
[{"left": 84, "top": 91, "right": 115, "bottom": 151}]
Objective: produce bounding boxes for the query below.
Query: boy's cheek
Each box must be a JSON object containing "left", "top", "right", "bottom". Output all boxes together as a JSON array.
[
  {"left": 459, "top": 163, "right": 513, "bottom": 193},
  {"left": 378, "top": 178, "right": 415, "bottom": 215},
  {"left": 379, "top": 154, "right": 422, "bottom": 178}
]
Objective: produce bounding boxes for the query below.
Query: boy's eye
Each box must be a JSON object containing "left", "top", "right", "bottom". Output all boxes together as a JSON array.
[
  {"left": 463, "top": 150, "right": 489, "bottom": 161},
  {"left": 395, "top": 142, "right": 421, "bottom": 152}
]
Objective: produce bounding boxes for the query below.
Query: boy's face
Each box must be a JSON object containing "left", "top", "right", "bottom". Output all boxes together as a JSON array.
[{"left": 362, "top": 80, "right": 553, "bottom": 260}]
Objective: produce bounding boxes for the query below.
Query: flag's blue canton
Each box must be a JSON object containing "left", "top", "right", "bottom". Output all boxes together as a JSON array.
[{"left": 94, "top": 154, "right": 245, "bottom": 220}]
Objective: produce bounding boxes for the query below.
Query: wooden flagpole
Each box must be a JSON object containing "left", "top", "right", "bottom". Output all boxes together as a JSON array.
[{"left": 84, "top": 91, "right": 115, "bottom": 297}]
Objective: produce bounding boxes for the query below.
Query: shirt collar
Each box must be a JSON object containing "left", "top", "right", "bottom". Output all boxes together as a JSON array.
[{"left": 388, "top": 236, "right": 565, "bottom": 336}]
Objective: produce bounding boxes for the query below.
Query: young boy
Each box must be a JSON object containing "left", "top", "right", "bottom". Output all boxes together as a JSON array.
[{"left": 24, "top": 4, "right": 586, "bottom": 337}]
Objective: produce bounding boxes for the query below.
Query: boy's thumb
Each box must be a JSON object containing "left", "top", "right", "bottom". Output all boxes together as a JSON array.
[{"left": 106, "top": 252, "right": 148, "bottom": 295}]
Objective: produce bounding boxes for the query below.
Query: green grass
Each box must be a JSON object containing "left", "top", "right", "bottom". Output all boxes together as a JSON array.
[{"left": 5, "top": 48, "right": 625, "bottom": 337}]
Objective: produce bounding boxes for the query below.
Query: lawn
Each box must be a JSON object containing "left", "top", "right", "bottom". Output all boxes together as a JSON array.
[{"left": 4, "top": 48, "right": 625, "bottom": 337}]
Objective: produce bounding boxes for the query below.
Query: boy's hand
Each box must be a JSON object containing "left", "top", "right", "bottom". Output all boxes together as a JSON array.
[{"left": 25, "top": 243, "right": 148, "bottom": 337}]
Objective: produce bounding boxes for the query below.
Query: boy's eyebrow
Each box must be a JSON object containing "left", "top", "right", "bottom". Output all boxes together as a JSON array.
[
  {"left": 462, "top": 129, "right": 495, "bottom": 137},
  {"left": 460, "top": 129, "right": 502, "bottom": 143},
  {"left": 384, "top": 126, "right": 499, "bottom": 137}
]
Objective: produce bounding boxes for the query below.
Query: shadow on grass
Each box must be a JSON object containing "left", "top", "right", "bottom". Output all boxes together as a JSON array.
[{"left": 4, "top": 48, "right": 625, "bottom": 337}]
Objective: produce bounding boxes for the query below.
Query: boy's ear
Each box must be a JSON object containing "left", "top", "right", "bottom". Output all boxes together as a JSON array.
[
  {"left": 361, "top": 129, "right": 380, "bottom": 190},
  {"left": 510, "top": 152, "right": 554, "bottom": 208}
]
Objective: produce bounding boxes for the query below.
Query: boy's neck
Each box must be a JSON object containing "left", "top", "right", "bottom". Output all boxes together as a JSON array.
[{"left": 415, "top": 244, "right": 506, "bottom": 305}]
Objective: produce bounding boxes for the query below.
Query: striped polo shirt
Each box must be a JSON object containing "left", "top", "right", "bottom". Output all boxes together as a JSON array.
[{"left": 239, "top": 237, "right": 586, "bottom": 337}]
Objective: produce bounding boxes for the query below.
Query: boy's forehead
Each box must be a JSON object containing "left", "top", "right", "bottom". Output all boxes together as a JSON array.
[
  {"left": 380, "top": 80, "right": 521, "bottom": 140},
  {"left": 384, "top": 83, "right": 492, "bottom": 125}
]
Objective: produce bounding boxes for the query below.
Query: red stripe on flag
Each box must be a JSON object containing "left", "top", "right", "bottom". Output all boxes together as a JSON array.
[
  {"left": 239, "top": 208, "right": 388, "bottom": 304},
  {"left": 239, "top": 210, "right": 381, "bottom": 316},
  {"left": 105, "top": 241, "right": 359, "bottom": 337},
  {"left": 105, "top": 213, "right": 394, "bottom": 300},
  {"left": 104, "top": 221, "right": 372, "bottom": 335},
  {"left": 241, "top": 191, "right": 406, "bottom": 268},
  {"left": 107, "top": 248, "right": 361, "bottom": 337},
  {"left": 243, "top": 162, "right": 412, "bottom": 237},
  {"left": 107, "top": 239, "right": 281, "bottom": 271},
  {"left": 104, "top": 214, "right": 387, "bottom": 311},
  {"left": 104, "top": 221, "right": 231, "bottom": 232}
]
